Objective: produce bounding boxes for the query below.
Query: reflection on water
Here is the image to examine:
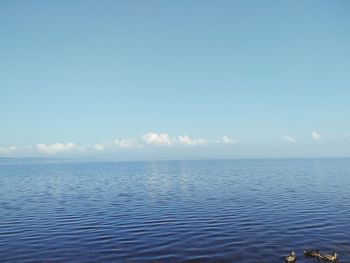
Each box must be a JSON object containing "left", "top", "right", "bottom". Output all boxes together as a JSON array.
[{"left": 1, "top": 159, "right": 350, "bottom": 262}]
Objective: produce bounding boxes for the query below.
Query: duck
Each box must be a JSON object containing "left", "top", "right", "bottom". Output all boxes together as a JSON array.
[
  {"left": 285, "top": 251, "right": 296, "bottom": 263},
  {"left": 304, "top": 249, "right": 321, "bottom": 258},
  {"left": 320, "top": 252, "right": 338, "bottom": 262}
]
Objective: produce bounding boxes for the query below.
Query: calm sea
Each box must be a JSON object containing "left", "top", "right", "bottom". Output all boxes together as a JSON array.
[{"left": 1, "top": 159, "right": 350, "bottom": 262}]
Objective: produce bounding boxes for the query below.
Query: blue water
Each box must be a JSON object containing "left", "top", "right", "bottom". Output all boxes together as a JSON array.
[{"left": 1, "top": 159, "right": 350, "bottom": 262}]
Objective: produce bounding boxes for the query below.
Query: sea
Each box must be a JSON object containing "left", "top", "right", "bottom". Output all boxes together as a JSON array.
[{"left": 1, "top": 158, "right": 350, "bottom": 262}]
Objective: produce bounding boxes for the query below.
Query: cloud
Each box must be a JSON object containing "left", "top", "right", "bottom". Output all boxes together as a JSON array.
[
  {"left": 115, "top": 139, "right": 142, "bottom": 149},
  {"left": 92, "top": 139, "right": 142, "bottom": 151},
  {"left": 142, "top": 132, "right": 173, "bottom": 145},
  {"left": 93, "top": 143, "right": 105, "bottom": 151},
  {"left": 178, "top": 135, "right": 207, "bottom": 146},
  {"left": 311, "top": 131, "right": 321, "bottom": 140},
  {"left": 222, "top": 136, "right": 237, "bottom": 144},
  {"left": 92, "top": 141, "right": 118, "bottom": 152},
  {"left": 282, "top": 136, "right": 296, "bottom": 143},
  {"left": 0, "top": 145, "right": 17, "bottom": 155},
  {"left": 37, "top": 142, "right": 76, "bottom": 154}
]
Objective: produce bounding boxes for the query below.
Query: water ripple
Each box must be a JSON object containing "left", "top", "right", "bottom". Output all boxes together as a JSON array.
[{"left": 1, "top": 159, "right": 350, "bottom": 262}]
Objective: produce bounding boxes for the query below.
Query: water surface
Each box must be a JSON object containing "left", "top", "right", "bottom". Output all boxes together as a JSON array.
[{"left": 1, "top": 159, "right": 350, "bottom": 262}]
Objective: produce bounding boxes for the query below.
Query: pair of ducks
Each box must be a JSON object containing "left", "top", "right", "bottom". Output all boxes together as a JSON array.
[{"left": 285, "top": 250, "right": 338, "bottom": 262}]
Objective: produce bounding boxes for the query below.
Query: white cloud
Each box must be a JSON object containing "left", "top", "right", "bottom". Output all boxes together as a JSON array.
[
  {"left": 222, "top": 136, "right": 237, "bottom": 144},
  {"left": 312, "top": 131, "right": 321, "bottom": 140},
  {"left": 142, "top": 132, "right": 173, "bottom": 145},
  {"left": 93, "top": 143, "right": 105, "bottom": 151},
  {"left": 282, "top": 136, "right": 296, "bottom": 143},
  {"left": 0, "top": 145, "right": 17, "bottom": 155},
  {"left": 37, "top": 142, "right": 76, "bottom": 154},
  {"left": 91, "top": 141, "right": 117, "bottom": 152},
  {"left": 178, "top": 135, "right": 207, "bottom": 146},
  {"left": 115, "top": 139, "right": 142, "bottom": 149}
]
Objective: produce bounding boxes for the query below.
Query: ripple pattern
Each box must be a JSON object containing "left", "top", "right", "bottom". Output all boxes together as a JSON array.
[{"left": 1, "top": 159, "right": 350, "bottom": 262}]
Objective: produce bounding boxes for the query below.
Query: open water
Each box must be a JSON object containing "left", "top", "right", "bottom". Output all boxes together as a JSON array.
[{"left": 1, "top": 158, "right": 350, "bottom": 262}]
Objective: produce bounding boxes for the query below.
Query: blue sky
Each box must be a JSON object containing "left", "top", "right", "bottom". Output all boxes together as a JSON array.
[{"left": 1, "top": 1, "right": 350, "bottom": 159}]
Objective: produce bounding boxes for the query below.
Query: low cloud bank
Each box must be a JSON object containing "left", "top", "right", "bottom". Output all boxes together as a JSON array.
[
  {"left": 0, "top": 145, "right": 17, "bottom": 155},
  {"left": 37, "top": 142, "right": 76, "bottom": 154},
  {"left": 222, "top": 136, "right": 236, "bottom": 144},
  {"left": 312, "top": 131, "right": 321, "bottom": 140},
  {"left": 282, "top": 136, "right": 296, "bottom": 143},
  {"left": 142, "top": 132, "right": 173, "bottom": 146},
  {"left": 3, "top": 131, "right": 336, "bottom": 156},
  {"left": 115, "top": 139, "right": 142, "bottom": 149},
  {"left": 178, "top": 135, "right": 207, "bottom": 146}
]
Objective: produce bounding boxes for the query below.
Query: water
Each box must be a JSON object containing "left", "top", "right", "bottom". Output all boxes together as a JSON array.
[{"left": 1, "top": 158, "right": 350, "bottom": 262}]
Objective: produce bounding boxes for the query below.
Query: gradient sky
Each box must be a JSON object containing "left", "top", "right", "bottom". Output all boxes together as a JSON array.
[{"left": 1, "top": 0, "right": 350, "bottom": 159}]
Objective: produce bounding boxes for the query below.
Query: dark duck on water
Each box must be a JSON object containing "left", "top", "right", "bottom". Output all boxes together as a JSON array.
[
  {"left": 285, "top": 251, "right": 296, "bottom": 263},
  {"left": 320, "top": 252, "right": 338, "bottom": 262},
  {"left": 304, "top": 249, "right": 339, "bottom": 262},
  {"left": 304, "top": 249, "right": 321, "bottom": 258}
]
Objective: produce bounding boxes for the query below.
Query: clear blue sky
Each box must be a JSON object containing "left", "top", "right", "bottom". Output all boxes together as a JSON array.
[{"left": 1, "top": 0, "right": 350, "bottom": 159}]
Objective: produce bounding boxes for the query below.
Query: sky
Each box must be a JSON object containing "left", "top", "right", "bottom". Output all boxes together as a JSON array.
[{"left": 1, "top": 0, "right": 350, "bottom": 160}]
